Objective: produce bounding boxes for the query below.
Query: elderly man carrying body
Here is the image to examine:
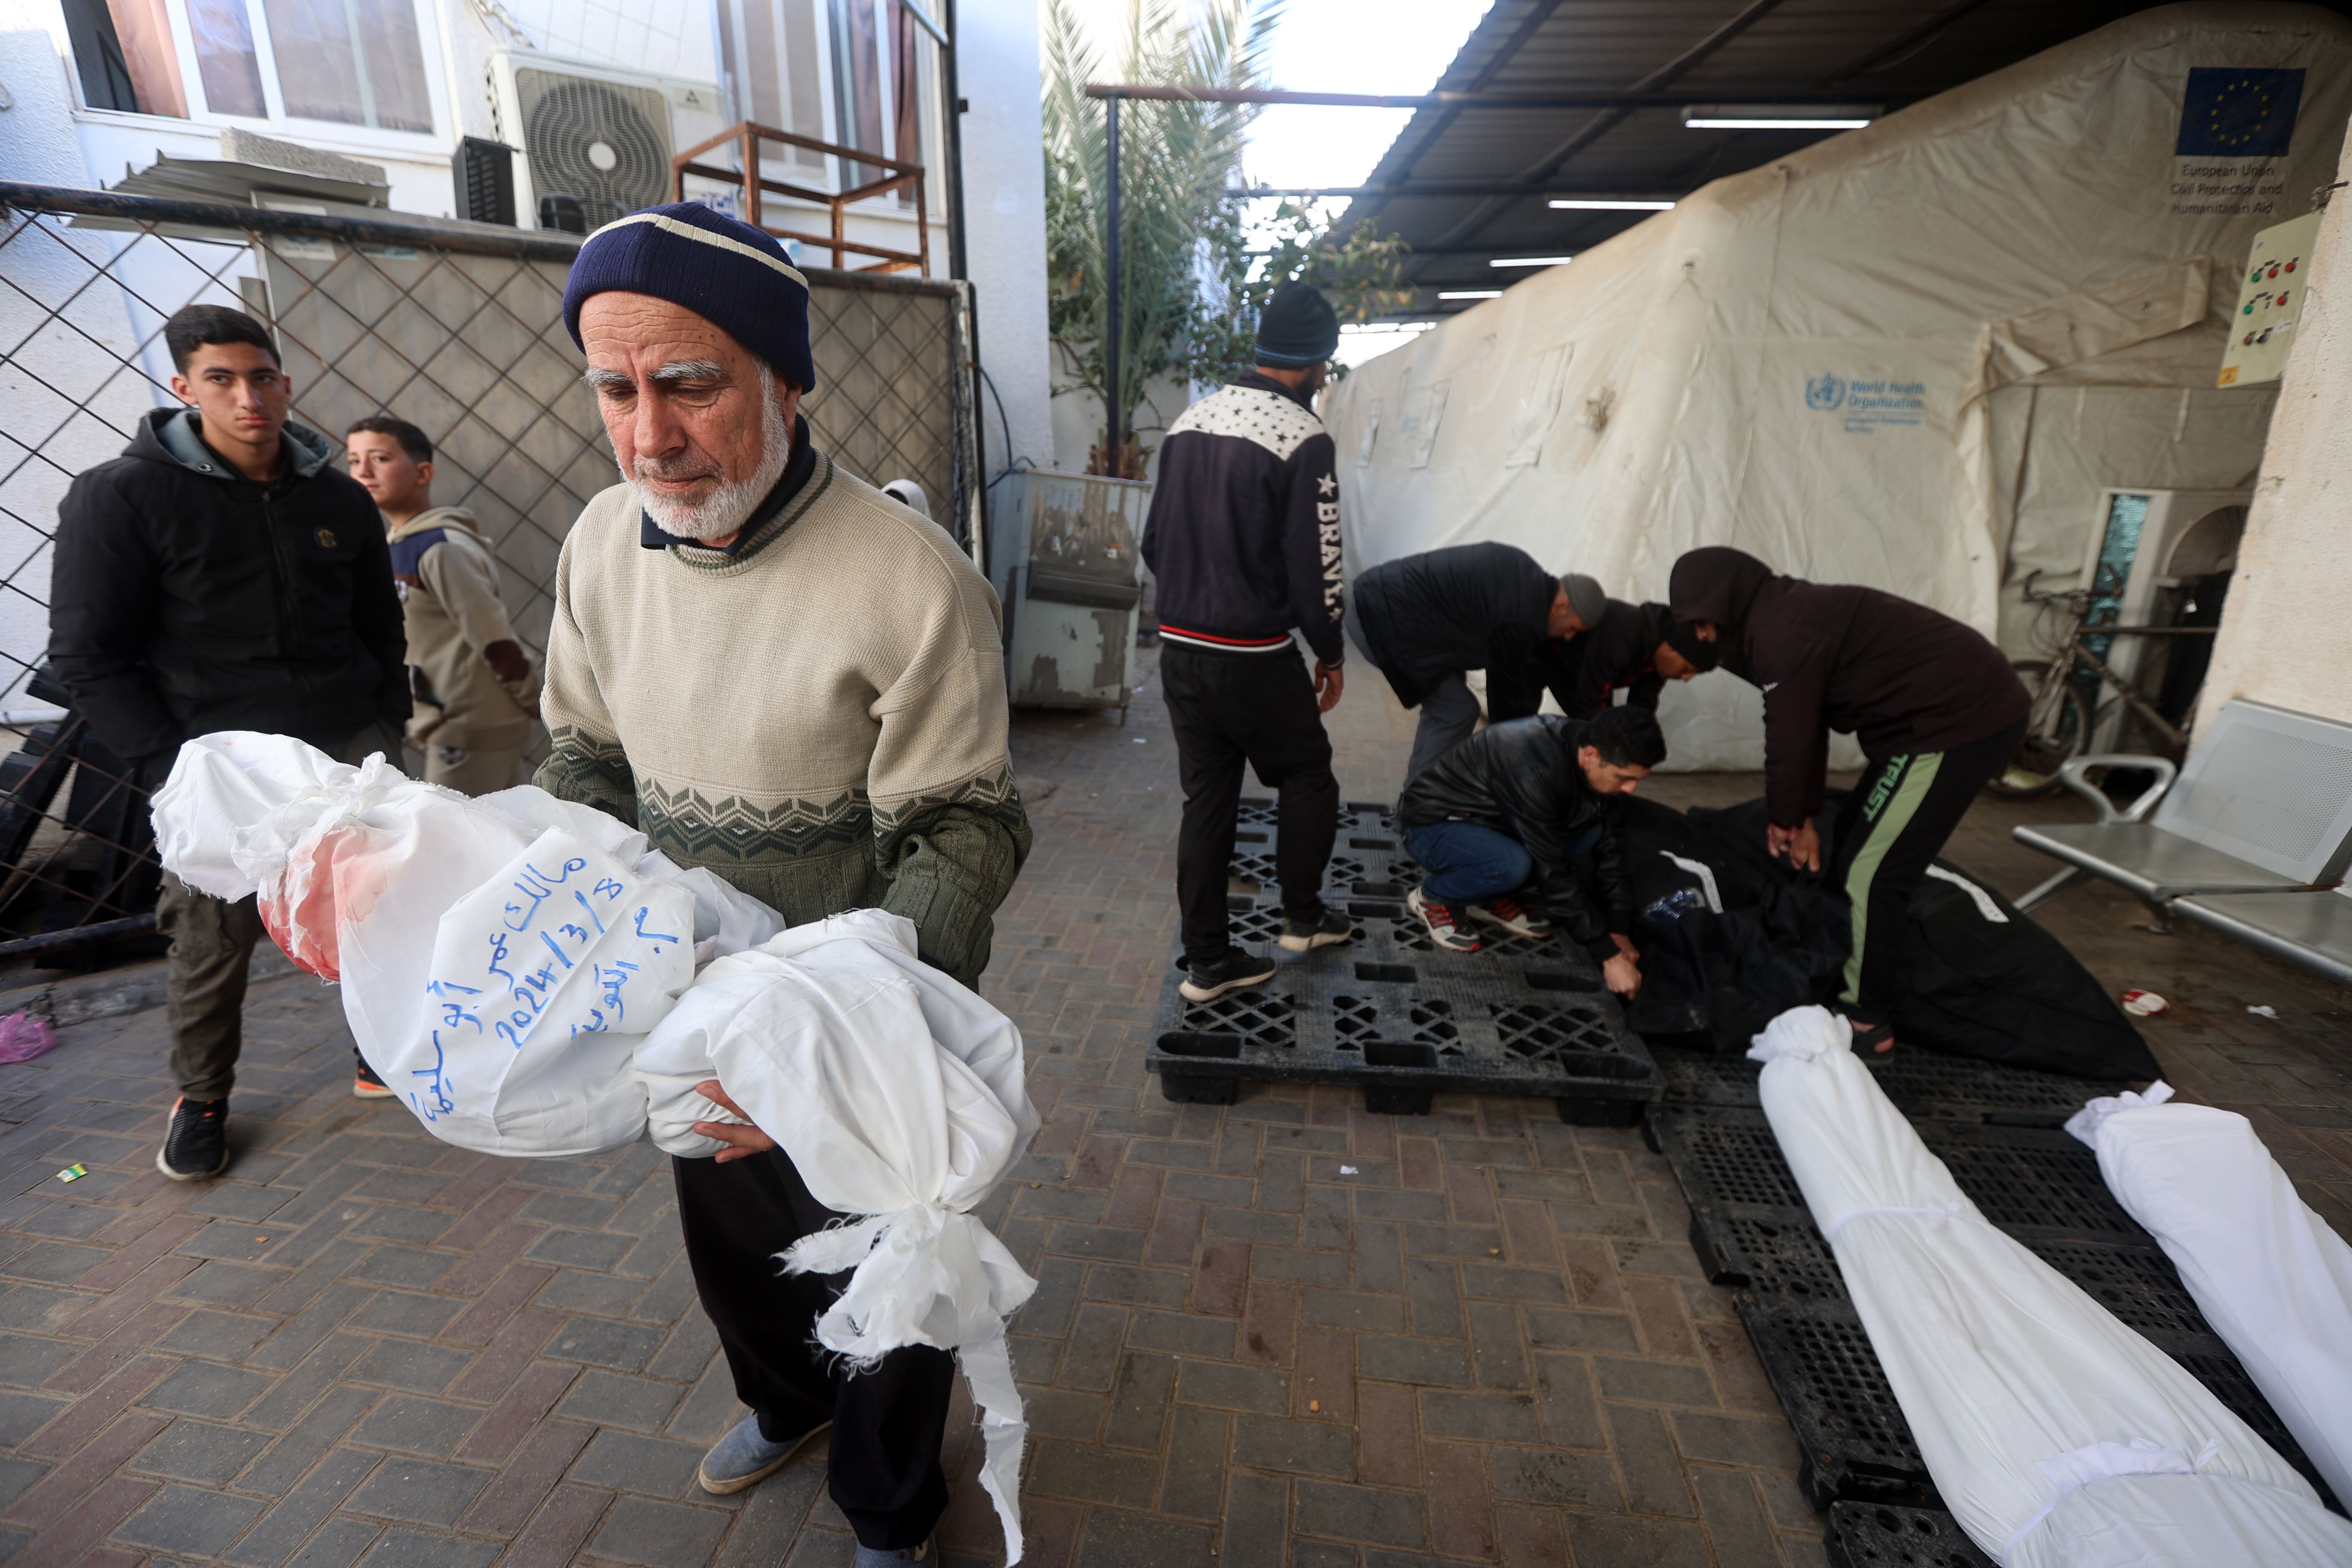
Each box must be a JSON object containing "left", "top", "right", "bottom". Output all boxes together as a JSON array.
[{"left": 540, "top": 203, "right": 1031, "bottom": 1566}]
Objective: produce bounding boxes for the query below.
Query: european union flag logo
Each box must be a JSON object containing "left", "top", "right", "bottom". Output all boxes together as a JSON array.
[{"left": 2177, "top": 67, "right": 2304, "bottom": 157}]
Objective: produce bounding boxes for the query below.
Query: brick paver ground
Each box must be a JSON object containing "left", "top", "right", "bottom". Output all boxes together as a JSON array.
[{"left": 3, "top": 648, "right": 2349, "bottom": 1567}]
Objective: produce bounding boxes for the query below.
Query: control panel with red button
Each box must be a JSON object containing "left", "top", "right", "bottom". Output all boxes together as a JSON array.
[{"left": 2219, "top": 210, "right": 2323, "bottom": 387}]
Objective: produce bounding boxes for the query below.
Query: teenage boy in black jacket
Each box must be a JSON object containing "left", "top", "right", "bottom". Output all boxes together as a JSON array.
[
  {"left": 49, "top": 305, "right": 408, "bottom": 1180},
  {"left": 1141, "top": 282, "right": 1352, "bottom": 1001},
  {"left": 1395, "top": 705, "right": 1665, "bottom": 993}
]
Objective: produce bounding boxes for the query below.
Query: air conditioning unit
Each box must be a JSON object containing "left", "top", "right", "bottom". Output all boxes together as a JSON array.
[{"left": 486, "top": 54, "right": 725, "bottom": 233}]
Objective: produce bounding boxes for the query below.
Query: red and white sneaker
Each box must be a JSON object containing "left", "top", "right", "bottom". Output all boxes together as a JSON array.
[
  {"left": 1406, "top": 887, "right": 1481, "bottom": 952},
  {"left": 1467, "top": 895, "right": 1552, "bottom": 941}
]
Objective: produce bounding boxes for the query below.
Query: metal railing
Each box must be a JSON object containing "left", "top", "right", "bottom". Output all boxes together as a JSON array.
[
  {"left": 671, "top": 121, "right": 931, "bottom": 275},
  {"left": 0, "top": 181, "right": 982, "bottom": 970}
]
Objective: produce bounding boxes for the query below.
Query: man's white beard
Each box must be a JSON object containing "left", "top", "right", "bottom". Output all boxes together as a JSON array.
[{"left": 629, "top": 374, "right": 791, "bottom": 543}]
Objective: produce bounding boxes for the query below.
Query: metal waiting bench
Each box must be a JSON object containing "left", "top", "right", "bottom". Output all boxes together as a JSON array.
[{"left": 2013, "top": 699, "right": 2352, "bottom": 988}]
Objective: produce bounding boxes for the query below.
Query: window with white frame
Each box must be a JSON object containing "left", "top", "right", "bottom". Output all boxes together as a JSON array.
[
  {"left": 712, "top": 0, "right": 927, "bottom": 195},
  {"left": 60, "top": 0, "right": 436, "bottom": 135}
]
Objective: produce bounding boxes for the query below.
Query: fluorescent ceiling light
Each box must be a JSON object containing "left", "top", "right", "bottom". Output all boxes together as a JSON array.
[
  {"left": 1489, "top": 255, "right": 1573, "bottom": 268},
  {"left": 1549, "top": 199, "right": 1675, "bottom": 211},
  {"left": 1687, "top": 116, "right": 1870, "bottom": 129},
  {"left": 1437, "top": 290, "right": 1502, "bottom": 300},
  {"left": 1682, "top": 103, "right": 1877, "bottom": 131}
]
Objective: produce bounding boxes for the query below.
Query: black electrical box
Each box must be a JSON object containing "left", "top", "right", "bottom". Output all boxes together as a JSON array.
[
  {"left": 537, "top": 193, "right": 588, "bottom": 234},
  {"left": 453, "top": 137, "right": 517, "bottom": 227}
]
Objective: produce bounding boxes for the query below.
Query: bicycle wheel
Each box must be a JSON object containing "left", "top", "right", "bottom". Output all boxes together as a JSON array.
[{"left": 1987, "top": 659, "right": 2090, "bottom": 797}]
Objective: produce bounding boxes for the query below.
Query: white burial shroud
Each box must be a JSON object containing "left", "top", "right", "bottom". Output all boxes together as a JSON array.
[
  {"left": 637, "top": 909, "right": 1041, "bottom": 1562},
  {"left": 153, "top": 736, "right": 1042, "bottom": 1561},
  {"left": 1748, "top": 1008, "right": 2352, "bottom": 1567},
  {"left": 150, "top": 732, "right": 780, "bottom": 1155},
  {"left": 2068, "top": 1084, "right": 2352, "bottom": 1510}
]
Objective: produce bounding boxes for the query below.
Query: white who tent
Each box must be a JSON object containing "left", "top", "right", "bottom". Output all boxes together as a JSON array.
[{"left": 1324, "top": 3, "right": 2352, "bottom": 768}]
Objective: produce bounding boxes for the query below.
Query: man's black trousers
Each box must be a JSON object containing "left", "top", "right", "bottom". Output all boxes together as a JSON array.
[
  {"left": 1162, "top": 643, "right": 1340, "bottom": 965},
  {"left": 1825, "top": 717, "right": 2027, "bottom": 1019},
  {"left": 673, "top": 1148, "right": 953, "bottom": 1551}
]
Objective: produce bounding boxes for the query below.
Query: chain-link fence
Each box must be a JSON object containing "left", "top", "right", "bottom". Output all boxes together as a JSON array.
[{"left": 0, "top": 181, "right": 983, "bottom": 971}]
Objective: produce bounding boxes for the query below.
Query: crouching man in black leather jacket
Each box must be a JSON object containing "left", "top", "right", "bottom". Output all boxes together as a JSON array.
[{"left": 1394, "top": 705, "right": 1665, "bottom": 992}]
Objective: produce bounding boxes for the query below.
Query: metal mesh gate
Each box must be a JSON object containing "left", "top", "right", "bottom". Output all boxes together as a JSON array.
[{"left": 0, "top": 182, "right": 981, "bottom": 969}]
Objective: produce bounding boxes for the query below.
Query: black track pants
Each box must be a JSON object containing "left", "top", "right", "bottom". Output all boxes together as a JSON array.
[
  {"left": 1161, "top": 643, "right": 1340, "bottom": 965},
  {"left": 1825, "top": 718, "right": 2026, "bottom": 1018},
  {"left": 672, "top": 1149, "right": 954, "bottom": 1551}
]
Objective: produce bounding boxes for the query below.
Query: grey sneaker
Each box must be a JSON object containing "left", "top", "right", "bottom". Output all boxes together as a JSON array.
[
  {"left": 1179, "top": 949, "right": 1277, "bottom": 1003},
  {"left": 1278, "top": 907, "right": 1354, "bottom": 952},
  {"left": 854, "top": 1540, "right": 933, "bottom": 1566},
  {"left": 156, "top": 1096, "right": 230, "bottom": 1181},
  {"left": 696, "top": 1412, "right": 831, "bottom": 1495}
]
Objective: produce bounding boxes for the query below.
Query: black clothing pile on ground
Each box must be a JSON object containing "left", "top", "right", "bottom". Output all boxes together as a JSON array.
[{"left": 1616, "top": 795, "right": 2158, "bottom": 1080}]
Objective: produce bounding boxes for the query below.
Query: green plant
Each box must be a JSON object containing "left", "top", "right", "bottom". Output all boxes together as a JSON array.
[
  {"left": 1041, "top": 0, "right": 1414, "bottom": 476},
  {"left": 1188, "top": 197, "right": 1413, "bottom": 389}
]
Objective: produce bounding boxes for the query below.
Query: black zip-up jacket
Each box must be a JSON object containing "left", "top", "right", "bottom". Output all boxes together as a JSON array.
[
  {"left": 48, "top": 408, "right": 409, "bottom": 773},
  {"left": 1396, "top": 715, "right": 1631, "bottom": 960},
  {"left": 1669, "top": 548, "right": 2028, "bottom": 828},
  {"left": 1139, "top": 373, "right": 1344, "bottom": 663},
  {"left": 1351, "top": 542, "right": 1555, "bottom": 709},
  {"left": 1488, "top": 599, "right": 1670, "bottom": 723}
]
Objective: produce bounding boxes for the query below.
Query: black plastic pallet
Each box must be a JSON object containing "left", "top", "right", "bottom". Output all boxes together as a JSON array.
[
  {"left": 1651, "top": 1108, "right": 2145, "bottom": 1243},
  {"left": 1825, "top": 1503, "right": 1993, "bottom": 1568},
  {"left": 1655, "top": 1107, "right": 2339, "bottom": 1512},
  {"left": 1652, "top": 1044, "right": 2132, "bottom": 1127},
  {"left": 1147, "top": 909, "right": 1659, "bottom": 1119},
  {"left": 1737, "top": 1295, "right": 1936, "bottom": 1510}
]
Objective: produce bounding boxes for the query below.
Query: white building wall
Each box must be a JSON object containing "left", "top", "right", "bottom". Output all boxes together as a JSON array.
[
  {"left": 955, "top": 0, "right": 1050, "bottom": 478},
  {"left": 2193, "top": 118, "right": 2352, "bottom": 741}
]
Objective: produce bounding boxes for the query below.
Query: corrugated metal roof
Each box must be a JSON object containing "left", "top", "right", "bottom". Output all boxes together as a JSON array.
[{"left": 1339, "top": 0, "right": 2352, "bottom": 310}]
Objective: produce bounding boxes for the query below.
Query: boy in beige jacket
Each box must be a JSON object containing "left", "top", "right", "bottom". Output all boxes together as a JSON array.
[{"left": 346, "top": 416, "right": 539, "bottom": 793}]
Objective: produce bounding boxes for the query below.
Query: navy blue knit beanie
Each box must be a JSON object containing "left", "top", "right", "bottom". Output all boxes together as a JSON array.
[
  {"left": 562, "top": 202, "right": 817, "bottom": 393},
  {"left": 1256, "top": 280, "right": 1340, "bottom": 369}
]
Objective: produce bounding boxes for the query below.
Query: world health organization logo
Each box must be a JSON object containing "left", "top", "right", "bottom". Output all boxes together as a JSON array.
[{"left": 1804, "top": 373, "right": 1847, "bottom": 411}]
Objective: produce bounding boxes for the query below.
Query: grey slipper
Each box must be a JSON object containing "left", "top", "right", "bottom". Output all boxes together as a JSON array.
[
  {"left": 696, "top": 1412, "right": 831, "bottom": 1495},
  {"left": 853, "top": 1539, "right": 933, "bottom": 1566}
]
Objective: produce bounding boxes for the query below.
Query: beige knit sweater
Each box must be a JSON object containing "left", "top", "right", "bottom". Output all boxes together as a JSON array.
[{"left": 535, "top": 450, "right": 1030, "bottom": 987}]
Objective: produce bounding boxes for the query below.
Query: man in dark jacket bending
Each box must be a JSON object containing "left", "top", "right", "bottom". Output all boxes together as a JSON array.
[
  {"left": 1489, "top": 598, "right": 1720, "bottom": 722},
  {"left": 1667, "top": 547, "right": 2028, "bottom": 1055},
  {"left": 48, "top": 305, "right": 408, "bottom": 1180},
  {"left": 1395, "top": 705, "right": 1664, "bottom": 991},
  {"left": 1348, "top": 541, "right": 1607, "bottom": 784},
  {"left": 1140, "top": 282, "right": 1352, "bottom": 1001}
]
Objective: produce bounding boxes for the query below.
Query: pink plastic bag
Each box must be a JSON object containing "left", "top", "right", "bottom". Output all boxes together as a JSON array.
[{"left": 0, "top": 1010, "right": 58, "bottom": 1065}]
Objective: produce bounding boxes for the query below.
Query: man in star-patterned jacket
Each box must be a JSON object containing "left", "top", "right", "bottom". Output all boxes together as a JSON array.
[{"left": 1140, "top": 282, "right": 1352, "bottom": 1004}]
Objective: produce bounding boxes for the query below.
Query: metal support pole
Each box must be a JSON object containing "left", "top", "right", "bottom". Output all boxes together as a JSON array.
[
  {"left": 941, "top": 0, "right": 984, "bottom": 564},
  {"left": 942, "top": 0, "right": 969, "bottom": 282},
  {"left": 1103, "top": 93, "right": 1121, "bottom": 474}
]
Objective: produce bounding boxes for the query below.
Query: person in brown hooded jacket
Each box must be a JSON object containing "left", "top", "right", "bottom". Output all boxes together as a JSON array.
[{"left": 1667, "top": 547, "right": 2027, "bottom": 1054}]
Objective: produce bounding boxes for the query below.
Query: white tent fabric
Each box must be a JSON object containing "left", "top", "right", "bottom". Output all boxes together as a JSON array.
[
  {"left": 1749, "top": 1007, "right": 2352, "bottom": 1565},
  {"left": 1324, "top": 3, "right": 2352, "bottom": 768},
  {"left": 2069, "top": 1084, "right": 2352, "bottom": 1508},
  {"left": 637, "top": 910, "right": 1040, "bottom": 1561}
]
